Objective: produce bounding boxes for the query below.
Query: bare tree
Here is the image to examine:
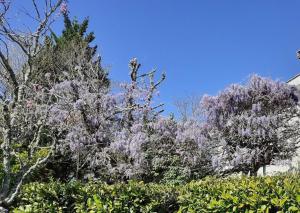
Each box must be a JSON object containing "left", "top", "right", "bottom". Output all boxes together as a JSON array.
[
  {"left": 0, "top": 0, "right": 64, "bottom": 209},
  {"left": 124, "top": 58, "right": 165, "bottom": 127},
  {"left": 174, "top": 95, "right": 202, "bottom": 122}
]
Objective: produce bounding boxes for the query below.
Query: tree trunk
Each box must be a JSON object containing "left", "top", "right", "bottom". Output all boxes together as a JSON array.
[
  {"left": 1, "top": 129, "right": 11, "bottom": 200},
  {"left": 249, "top": 164, "right": 260, "bottom": 176},
  {"left": 250, "top": 169, "right": 258, "bottom": 177},
  {"left": 263, "top": 165, "right": 266, "bottom": 176}
]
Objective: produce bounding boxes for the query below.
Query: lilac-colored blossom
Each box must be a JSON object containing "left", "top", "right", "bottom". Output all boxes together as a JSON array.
[
  {"left": 201, "top": 74, "right": 299, "bottom": 175},
  {"left": 60, "top": 1, "right": 68, "bottom": 14}
]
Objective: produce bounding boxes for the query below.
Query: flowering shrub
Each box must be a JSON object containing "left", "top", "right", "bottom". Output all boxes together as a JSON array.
[
  {"left": 144, "top": 117, "right": 213, "bottom": 183},
  {"left": 201, "top": 75, "right": 300, "bottom": 175}
]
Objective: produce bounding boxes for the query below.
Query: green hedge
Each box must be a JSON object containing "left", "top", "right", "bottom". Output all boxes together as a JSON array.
[{"left": 12, "top": 174, "right": 300, "bottom": 212}]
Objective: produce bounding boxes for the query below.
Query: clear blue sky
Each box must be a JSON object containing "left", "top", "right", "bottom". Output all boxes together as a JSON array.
[{"left": 67, "top": 0, "right": 300, "bottom": 114}]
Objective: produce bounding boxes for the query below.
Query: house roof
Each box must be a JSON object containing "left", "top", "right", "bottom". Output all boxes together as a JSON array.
[{"left": 287, "top": 73, "right": 300, "bottom": 83}]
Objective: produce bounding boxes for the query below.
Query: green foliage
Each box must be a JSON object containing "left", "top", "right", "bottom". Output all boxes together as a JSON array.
[
  {"left": 13, "top": 180, "right": 177, "bottom": 213},
  {"left": 54, "top": 14, "right": 96, "bottom": 56},
  {"left": 12, "top": 174, "right": 300, "bottom": 212},
  {"left": 75, "top": 181, "right": 177, "bottom": 213},
  {"left": 31, "top": 14, "right": 109, "bottom": 89},
  {"left": 177, "top": 174, "right": 300, "bottom": 212}
]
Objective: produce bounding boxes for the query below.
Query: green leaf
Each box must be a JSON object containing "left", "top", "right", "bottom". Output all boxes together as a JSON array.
[{"left": 288, "top": 206, "right": 299, "bottom": 212}]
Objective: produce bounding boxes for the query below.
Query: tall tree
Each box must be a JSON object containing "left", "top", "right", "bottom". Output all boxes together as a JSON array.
[
  {"left": 31, "top": 14, "right": 109, "bottom": 88},
  {"left": 30, "top": 14, "right": 110, "bottom": 180},
  {"left": 0, "top": 0, "right": 66, "bottom": 209}
]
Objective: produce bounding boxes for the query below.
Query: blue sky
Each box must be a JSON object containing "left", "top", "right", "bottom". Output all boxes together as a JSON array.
[{"left": 66, "top": 1, "right": 300, "bottom": 114}]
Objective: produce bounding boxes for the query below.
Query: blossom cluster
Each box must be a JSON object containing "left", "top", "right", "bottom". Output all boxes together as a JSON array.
[{"left": 201, "top": 75, "right": 299, "bottom": 174}]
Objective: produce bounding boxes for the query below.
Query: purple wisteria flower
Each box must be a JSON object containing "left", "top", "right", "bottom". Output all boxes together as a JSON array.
[{"left": 60, "top": 1, "right": 68, "bottom": 15}]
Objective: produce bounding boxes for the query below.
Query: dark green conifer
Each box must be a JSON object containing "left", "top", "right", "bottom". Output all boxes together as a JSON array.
[{"left": 32, "top": 14, "right": 109, "bottom": 88}]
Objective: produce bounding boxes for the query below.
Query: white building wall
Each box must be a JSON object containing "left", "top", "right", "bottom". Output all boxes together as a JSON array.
[{"left": 288, "top": 75, "right": 300, "bottom": 86}]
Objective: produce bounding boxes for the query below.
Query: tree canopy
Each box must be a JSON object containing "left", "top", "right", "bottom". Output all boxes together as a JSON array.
[{"left": 201, "top": 75, "right": 299, "bottom": 175}]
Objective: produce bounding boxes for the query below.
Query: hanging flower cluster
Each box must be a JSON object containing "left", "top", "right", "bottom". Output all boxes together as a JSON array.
[{"left": 201, "top": 75, "right": 299, "bottom": 175}]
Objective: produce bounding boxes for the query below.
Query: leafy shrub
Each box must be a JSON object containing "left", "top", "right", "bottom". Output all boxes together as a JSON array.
[
  {"left": 12, "top": 180, "right": 85, "bottom": 212},
  {"left": 75, "top": 181, "right": 178, "bottom": 213},
  {"left": 12, "top": 174, "right": 300, "bottom": 212},
  {"left": 12, "top": 180, "right": 177, "bottom": 213},
  {"left": 178, "top": 174, "right": 300, "bottom": 212}
]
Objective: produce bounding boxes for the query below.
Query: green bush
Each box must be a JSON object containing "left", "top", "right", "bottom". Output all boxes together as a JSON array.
[
  {"left": 178, "top": 175, "right": 300, "bottom": 213},
  {"left": 12, "top": 174, "right": 300, "bottom": 212},
  {"left": 12, "top": 180, "right": 177, "bottom": 213}
]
